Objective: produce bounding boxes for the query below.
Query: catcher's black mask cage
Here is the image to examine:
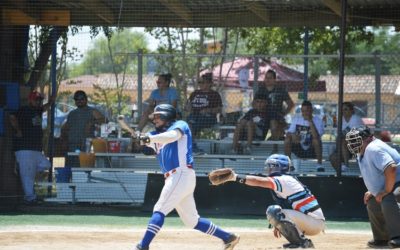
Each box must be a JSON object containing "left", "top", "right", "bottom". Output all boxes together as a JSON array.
[{"left": 345, "top": 126, "right": 372, "bottom": 155}]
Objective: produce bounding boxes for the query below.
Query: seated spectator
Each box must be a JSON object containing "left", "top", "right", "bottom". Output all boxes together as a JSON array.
[
  {"left": 284, "top": 100, "right": 325, "bottom": 172},
  {"left": 329, "top": 102, "right": 364, "bottom": 173},
  {"left": 185, "top": 73, "right": 222, "bottom": 153},
  {"left": 231, "top": 96, "right": 268, "bottom": 155},
  {"left": 137, "top": 73, "right": 179, "bottom": 132},
  {"left": 255, "top": 69, "right": 294, "bottom": 140}
]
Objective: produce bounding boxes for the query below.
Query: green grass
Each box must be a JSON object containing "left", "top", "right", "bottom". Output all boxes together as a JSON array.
[{"left": 0, "top": 211, "right": 370, "bottom": 231}]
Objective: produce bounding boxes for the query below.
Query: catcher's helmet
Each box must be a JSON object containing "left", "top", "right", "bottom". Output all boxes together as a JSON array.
[
  {"left": 345, "top": 126, "right": 372, "bottom": 155},
  {"left": 265, "top": 154, "right": 292, "bottom": 174},
  {"left": 149, "top": 104, "right": 177, "bottom": 122}
]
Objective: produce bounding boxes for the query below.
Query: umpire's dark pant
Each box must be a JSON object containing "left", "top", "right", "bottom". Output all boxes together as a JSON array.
[{"left": 367, "top": 183, "right": 400, "bottom": 241}]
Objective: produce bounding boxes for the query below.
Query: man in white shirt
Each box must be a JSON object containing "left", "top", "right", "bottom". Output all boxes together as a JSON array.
[{"left": 284, "top": 100, "right": 325, "bottom": 172}]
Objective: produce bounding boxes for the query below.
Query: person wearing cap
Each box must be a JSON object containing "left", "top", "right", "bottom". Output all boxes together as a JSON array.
[
  {"left": 61, "top": 90, "right": 107, "bottom": 168},
  {"left": 9, "top": 90, "right": 55, "bottom": 205}
]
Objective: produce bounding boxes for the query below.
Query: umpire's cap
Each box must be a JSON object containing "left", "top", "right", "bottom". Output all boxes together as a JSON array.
[{"left": 149, "top": 104, "right": 177, "bottom": 122}]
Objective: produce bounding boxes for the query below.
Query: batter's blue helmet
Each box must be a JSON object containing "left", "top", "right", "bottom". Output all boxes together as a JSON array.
[
  {"left": 149, "top": 104, "right": 177, "bottom": 122},
  {"left": 345, "top": 126, "right": 372, "bottom": 155},
  {"left": 265, "top": 154, "right": 292, "bottom": 174}
]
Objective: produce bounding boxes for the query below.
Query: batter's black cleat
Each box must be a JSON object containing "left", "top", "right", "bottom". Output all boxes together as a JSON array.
[
  {"left": 367, "top": 239, "right": 388, "bottom": 248},
  {"left": 283, "top": 239, "right": 315, "bottom": 248},
  {"left": 224, "top": 234, "right": 240, "bottom": 250},
  {"left": 389, "top": 237, "right": 400, "bottom": 248},
  {"left": 135, "top": 243, "right": 149, "bottom": 250}
]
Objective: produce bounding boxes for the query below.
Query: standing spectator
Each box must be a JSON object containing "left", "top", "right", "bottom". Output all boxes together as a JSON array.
[
  {"left": 9, "top": 90, "right": 54, "bottom": 204},
  {"left": 137, "top": 73, "right": 179, "bottom": 132},
  {"left": 345, "top": 126, "right": 400, "bottom": 248},
  {"left": 134, "top": 104, "right": 239, "bottom": 250},
  {"left": 231, "top": 95, "right": 268, "bottom": 154},
  {"left": 284, "top": 100, "right": 325, "bottom": 172},
  {"left": 61, "top": 90, "right": 107, "bottom": 167},
  {"left": 329, "top": 102, "right": 364, "bottom": 172},
  {"left": 255, "top": 69, "right": 294, "bottom": 140},
  {"left": 185, "top": 73, "right": 222, "bottom": 153}
]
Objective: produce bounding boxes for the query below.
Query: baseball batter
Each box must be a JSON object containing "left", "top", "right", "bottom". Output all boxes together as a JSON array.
[
  {"left": 134, "top": 104, "right": 239, "bottom": 250},
  {"left": 209, "top": 154, "right": 325, "bottom": 248},
  {"left": 346, "top": 126, "right": 400, "bottom": 248}
]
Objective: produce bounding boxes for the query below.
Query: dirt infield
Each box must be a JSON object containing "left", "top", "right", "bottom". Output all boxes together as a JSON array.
[{"left": 0, "top": 226, "right": 372, "bottom": 250}]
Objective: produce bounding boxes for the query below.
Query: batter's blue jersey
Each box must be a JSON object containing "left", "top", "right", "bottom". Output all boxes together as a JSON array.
[{"left": 150, "top": 120, "right": 194, "bottom": 173}]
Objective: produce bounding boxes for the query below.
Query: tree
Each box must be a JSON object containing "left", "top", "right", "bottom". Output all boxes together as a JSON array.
[
  {"left": 240, "top": 26, "right": 374, "bottom": 75},
  {"left": 68, "top": 29, "right": 148, "bottom": 76}
]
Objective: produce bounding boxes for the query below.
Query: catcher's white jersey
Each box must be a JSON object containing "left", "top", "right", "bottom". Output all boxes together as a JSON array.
[{"left": 269, "top": 175, "right": 325, "bottom": 221}]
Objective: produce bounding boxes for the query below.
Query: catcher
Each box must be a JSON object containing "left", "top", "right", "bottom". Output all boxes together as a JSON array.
[{"left": 209, "top": 154, "right": 325, "bottom": 249}]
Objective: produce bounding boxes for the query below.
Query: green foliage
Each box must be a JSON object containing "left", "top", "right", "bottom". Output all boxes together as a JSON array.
[
  {"left": 240, "top": 26, "right": 375, "bottom": 75},
  {"left": 69, "top": 29, "right": 149, "bottom": 77}
]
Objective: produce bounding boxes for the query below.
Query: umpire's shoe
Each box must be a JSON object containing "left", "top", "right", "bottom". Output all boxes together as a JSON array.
[
  {"left": 367, "top": 239, "right": 388, "bottom": 248},
  {"left": 135, "top": 243, "right": 149, "bottom": 250},
  {"left": 389, "top": 237, "right": 400, "bottom": 248},
  {"left": 224, "top": 234, "right": 240, "bottom": 250}
]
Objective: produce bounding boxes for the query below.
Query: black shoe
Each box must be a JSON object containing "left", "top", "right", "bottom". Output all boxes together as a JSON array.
[
  {"left": 224, "top": 234, "right": 240, "bottom": 250},
  {"left": 389, "top": 237, "right": 400, "bottom": 248},
  {"left": 135, "top": 243, "right": 149, "bottom": 250},
  {"left": 367, "top": 239, "right": 388, "bottom": 248},
  {"left": 283, "top": 239, "right": 314, "bottom": 248}
]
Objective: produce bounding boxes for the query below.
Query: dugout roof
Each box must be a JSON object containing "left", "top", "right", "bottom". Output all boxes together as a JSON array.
[{"left": 1, "top": 0, "right": 399, "bottom": 28}]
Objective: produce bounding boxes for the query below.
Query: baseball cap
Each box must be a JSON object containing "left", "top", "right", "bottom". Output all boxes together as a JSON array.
[{"left": 28, "top": 91, "right": 44, "bottom": 101}]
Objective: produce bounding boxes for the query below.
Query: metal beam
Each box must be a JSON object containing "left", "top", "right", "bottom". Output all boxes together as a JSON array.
[
  {"left": 323, "top": 0, "right": 350, "bottom": 21},
  {"left": 2, "top": 9, "right": 70, "bottom": 26},
  {"left": 80, "top": 0, "right": 115, "bottom": 24},
  {"left": 241, "top": 0, "right": 270, "bottom": 24},
  {"left": 159, "top": 0, "right": 192, "bottom": 25}
]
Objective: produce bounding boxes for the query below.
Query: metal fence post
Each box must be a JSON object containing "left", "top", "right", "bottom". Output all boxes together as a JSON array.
[
  {"left": 137, "top": 50, "right": 143, "bottom": 119},
  {"left": 374, "top": 51, "right": 382, "bottom": 127}
]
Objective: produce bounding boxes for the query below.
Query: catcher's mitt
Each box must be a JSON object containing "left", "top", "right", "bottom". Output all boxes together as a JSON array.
[{"left": 208, "top": 168, "right": 236, "bottom": 185}]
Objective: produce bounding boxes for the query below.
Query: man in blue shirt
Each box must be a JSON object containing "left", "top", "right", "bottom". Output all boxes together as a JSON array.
[{"left": 346, "top": 126, "right": 400, "bottom": 248}]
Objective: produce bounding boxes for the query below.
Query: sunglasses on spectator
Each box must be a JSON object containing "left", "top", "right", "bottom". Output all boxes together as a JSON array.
[{"left": 74, "top": 97, "right": 86, "bottom": 101}]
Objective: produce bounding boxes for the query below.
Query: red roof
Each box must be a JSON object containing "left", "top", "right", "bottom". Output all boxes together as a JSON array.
[{"left": 204, "top": 58, "right": 326, "bottom": 92}]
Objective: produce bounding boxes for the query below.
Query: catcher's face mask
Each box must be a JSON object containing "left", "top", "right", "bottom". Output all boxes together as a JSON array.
[{"left": 264, "top": 156, "right": 291, "bottom": 174}]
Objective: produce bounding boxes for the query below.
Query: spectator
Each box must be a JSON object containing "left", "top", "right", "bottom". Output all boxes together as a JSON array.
[
  {"left": 255, "top": 69, "right": 294, "bottom": 140},
  {"left": 9, "top": 90, "right": 55, "bottom": 204},
  {"left": 329, "top": 102, "right": 364, "bottom": 173},
  {"left": 61, "top": 90, "right": 107, "bottom": 168},
  {"left": 137, "top": 73, "right": 179, "bottom": 132},
  {"left": 284, "top": 100, "right": 325, "bottom": 172},
  {"left": 185, "top": 73, "right": 222, "bottom": 153},
  {"left": 231, "top": 96, "right": 268, "bottom": 155},
  {"left": 345, "top": 126, "right": 400, "bottom": 249}
]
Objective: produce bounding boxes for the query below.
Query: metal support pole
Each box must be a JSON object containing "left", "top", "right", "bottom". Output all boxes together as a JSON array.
[
  {"left": 253, "top": 56, "right": 259, "bottom": 93},
  {"left": 374, "top": 51, "right": 382, "bottom": 128},
  {"left": 137, "top": 50, "right": 143, "bottom": 120},
  {"left": 303, "top": 28, "right": 309, "bottom": 101},
  {"left": 337, "top": 0, "right": 348, "bottom": 177},
  {"left": 47, "top": 27, "right": 57, "bottom": 194}
]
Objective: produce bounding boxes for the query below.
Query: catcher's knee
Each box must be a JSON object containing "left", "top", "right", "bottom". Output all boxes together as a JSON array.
[
  {"left": 266, "top": 205, "right": 305, "bottom": 245},
  {"left": 266, "top": 205, "right": 284, "bottom": 226}
]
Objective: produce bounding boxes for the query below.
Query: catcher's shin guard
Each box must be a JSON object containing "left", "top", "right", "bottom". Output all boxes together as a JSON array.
[{"left": 266, "top": 205, "right": 306, "bottom": 246}]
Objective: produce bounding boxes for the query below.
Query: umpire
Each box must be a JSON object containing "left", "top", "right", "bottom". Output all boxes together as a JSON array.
[{"left": 346, "top": 126, "right": 400, "bottom": 248}]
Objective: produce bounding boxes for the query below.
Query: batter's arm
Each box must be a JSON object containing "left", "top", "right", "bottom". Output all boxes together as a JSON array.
[{"left": 148, "top": 129, "right": 182, "bottom": 144}]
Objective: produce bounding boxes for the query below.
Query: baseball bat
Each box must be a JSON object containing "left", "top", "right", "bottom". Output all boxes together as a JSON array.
[{"left": 117, "top": 115, "right": 136, "bottom": 137}]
